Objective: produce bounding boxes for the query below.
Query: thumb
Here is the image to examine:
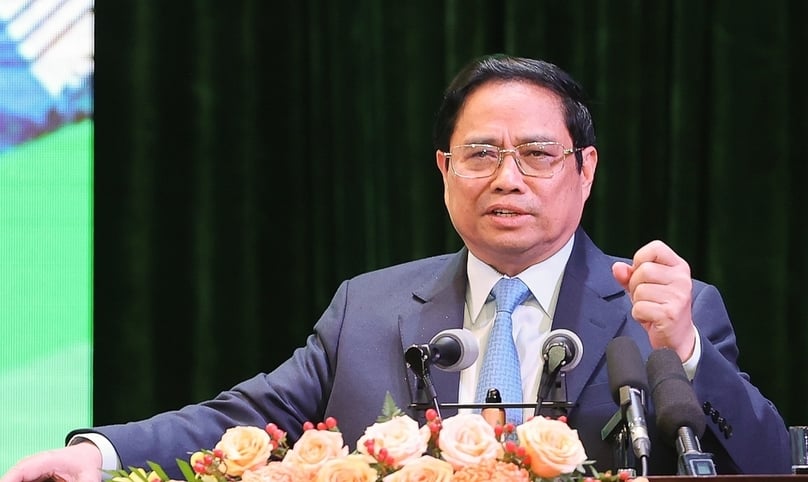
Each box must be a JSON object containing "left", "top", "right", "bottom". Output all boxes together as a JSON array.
[{"left": 611, "top": 261, "right": 632, "bottom": 290}]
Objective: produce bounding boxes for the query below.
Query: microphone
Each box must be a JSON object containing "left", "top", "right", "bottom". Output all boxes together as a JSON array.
[
  {"left": 405, "top": 328, "right": 479, "bottom": 373},
  {"left": 541, "top": 328, "right": 583, "bottom": 373},
  {"left": 535, "top": 329, "right": 583, "bottom": 417},
  {"left": 606, "top": 336, "right": 651, "bottom": 465},
  {"left": 646, "top": 348, "right": 716, "bottom": 476},
  {"left": 405, "top": 329, "right": 479, "bottom": 418}
]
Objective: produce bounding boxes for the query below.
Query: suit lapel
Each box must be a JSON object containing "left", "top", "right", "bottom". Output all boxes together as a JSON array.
[
  {"left": 551, "top": 228, "right": 629, "bottom": 412},
  {"left": 398, "top": 249, "right": 468, "bottom": 415}
]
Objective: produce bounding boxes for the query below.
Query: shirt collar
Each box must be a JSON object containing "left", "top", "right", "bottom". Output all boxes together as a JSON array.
[{"left": 465, "top": 234, "right": 575, "bottom": 322}]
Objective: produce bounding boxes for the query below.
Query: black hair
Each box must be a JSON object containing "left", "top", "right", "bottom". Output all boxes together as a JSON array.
[{"left": 432, "top": 54, "right": 595, "bottom": 172}]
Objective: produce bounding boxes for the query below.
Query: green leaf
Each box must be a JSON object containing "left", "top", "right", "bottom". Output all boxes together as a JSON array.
[
  {"left": 126, "top": 467, "right": 150, "bottom": 482},
  {"left": 377, "top": 391, "right": 404, "bottom": 422},
  {"left": 177, "top": 458, "right": 198, "bottom": 482},
  {"left": 104, "top": 469, "right": 127, "bottom": 477},
  {"left": 104, "top": 469, "right": 131, "bottom": 480},
  {"left": 146, "top": 461, "right": 171, "bottom": 481}
]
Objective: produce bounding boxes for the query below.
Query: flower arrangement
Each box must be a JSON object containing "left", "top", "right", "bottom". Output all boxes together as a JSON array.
[{"left": 108, "top": 394, "right": 648, "bottom": 482}]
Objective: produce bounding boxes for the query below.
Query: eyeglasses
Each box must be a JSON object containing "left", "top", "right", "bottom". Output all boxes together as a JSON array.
[{"left": 443, "top": 141, "right": 583, "bottom": 179}]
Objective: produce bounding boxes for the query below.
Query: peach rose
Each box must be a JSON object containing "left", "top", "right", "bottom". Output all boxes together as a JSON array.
[
  {"left": 516, "top": 416, "right": 587, "bottom": 478},
  {"left": 313, "top": 453, "right": 378, "bottom": 482},
  {"left": 437, "top": 413, "right": 502, "bottom": 470},
  {"left": 241, "top": 461, "right": 310, "bottom": 482},
  {"left": 382, "top": 455, "right": 454, "bottom": 482},
  {"left": 282, "top": 429, "right": 349, "bottom": 476},
  {"left": 356, "top": 414, "right": 431, "bottom": 467},
  {"left": 214, "top": 426, "right": 272, "bottom": 477},
  {"left": 450, "top": 459, "right": 530, "bottom": 482}
]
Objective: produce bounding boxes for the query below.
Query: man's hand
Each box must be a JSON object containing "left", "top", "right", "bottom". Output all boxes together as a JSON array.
[
  {"left": 612, "top": 240, "right": 696, "bottom": 361},
  {"left": 0, "top": 443, "right": 102, "bottom": 482}
]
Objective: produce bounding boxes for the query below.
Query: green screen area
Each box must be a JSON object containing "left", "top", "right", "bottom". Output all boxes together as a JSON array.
[{"left": 0, "top": 119, "right": 93, "bottom": 473}]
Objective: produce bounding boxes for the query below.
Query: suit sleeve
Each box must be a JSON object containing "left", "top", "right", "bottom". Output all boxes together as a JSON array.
[
  {"left": 71, "top": 281, "right": 350, "bottom": 478},
  {"left": 690, "top": 282, "right": 791, "bottom": 474}
]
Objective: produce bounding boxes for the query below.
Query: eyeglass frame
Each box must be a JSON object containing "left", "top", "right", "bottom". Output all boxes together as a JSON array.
[{"left": 441, "top": 141, "right": 585, "bottom": 179}]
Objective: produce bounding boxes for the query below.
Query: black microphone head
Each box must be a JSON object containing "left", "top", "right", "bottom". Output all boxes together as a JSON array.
[
  {"left": 404, "top": 345, "right": 429, "bottom": 376},
  {"left": 541, "top": 328, "right": 583, "bottom": 372},
  {"left": 646, "top": 348, "right": 706, "bottom": 441},
  {"left": 606, "top": 336, "right": 649, "bottom": 405},
  {"left": 429, "top": 328, "right": 479, "bottom": 372}
]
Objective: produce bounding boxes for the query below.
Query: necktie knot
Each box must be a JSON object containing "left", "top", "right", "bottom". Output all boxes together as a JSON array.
[{"left": 491, "top": 277, "right": 531, "bottom": 315}]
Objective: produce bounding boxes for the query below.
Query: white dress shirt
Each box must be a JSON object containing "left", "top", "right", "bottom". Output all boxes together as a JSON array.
[{"left": 458, "top": 235, "right": 575, "bottom": 421}]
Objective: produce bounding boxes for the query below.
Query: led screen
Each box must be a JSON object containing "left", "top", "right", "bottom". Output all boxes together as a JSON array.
[{"left": 0, "top": 0, "right": 93, "bottom": 472}]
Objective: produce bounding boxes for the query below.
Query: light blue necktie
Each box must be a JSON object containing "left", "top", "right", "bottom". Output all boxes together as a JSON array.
[{"left": 475, "top": 277, "right": 531, "bottom": 426}]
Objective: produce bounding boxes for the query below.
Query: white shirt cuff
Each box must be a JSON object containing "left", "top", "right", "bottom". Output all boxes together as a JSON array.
[
  {"left": 681, "top": 324, "right": 701, "bottom": 380},
  {"left": 67, "top": 432, "right": 121, "bottom": 472}
]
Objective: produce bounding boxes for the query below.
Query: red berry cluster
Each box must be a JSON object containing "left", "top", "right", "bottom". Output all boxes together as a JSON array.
[
  {"left": 264, "top": 423, "right": 290, "bottom": 459},
  {"left": 192, "top": 448, "right": 225, "bottom": 477},
  {"left": 363, "top": 437, "right": 397, "bottom": 475},
  {"left": 492, "top": 422, "right": 516, "bottom": 441},
  {"left": 501, "top": 438, "right": 531, "bottom": 469},
  {"left": 302, "top": 416, "right": 339, "bottom": 432},
  {"left": 424, "top": 409, "right": 442, "bottom": 434},
  {"left": 423, "top": 409, "right": 443, "bottom": 456}
]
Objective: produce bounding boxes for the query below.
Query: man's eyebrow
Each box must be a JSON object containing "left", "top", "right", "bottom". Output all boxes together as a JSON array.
[
  {"left": 458, "top": 133, "right": 560, "bottom": 146},
  {"left": 514, "top": 134, "right": 559, "bottom": 144}
]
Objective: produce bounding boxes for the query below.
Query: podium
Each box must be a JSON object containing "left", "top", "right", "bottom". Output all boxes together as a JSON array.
[{"left": 648, "top": 477, "right": 808, "bottom": 481}]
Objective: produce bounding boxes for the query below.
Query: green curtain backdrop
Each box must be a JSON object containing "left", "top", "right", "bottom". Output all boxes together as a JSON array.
[{"left": 94, "top": 1, "right": 807, "bottom": 429}]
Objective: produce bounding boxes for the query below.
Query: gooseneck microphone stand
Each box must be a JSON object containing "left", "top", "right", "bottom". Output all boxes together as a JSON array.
[{"left": 404, "top": 345, "right": 443, "bottom": 419}]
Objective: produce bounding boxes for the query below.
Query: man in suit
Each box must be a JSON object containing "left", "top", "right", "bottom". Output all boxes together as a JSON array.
[{"left": 1, "top": 54, "right": 791, "bottom": 481}]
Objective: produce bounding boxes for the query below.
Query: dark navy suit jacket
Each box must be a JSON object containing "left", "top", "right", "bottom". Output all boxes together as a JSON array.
[{"left": 81, "top": 227, "right": 791, "bottom": 476}]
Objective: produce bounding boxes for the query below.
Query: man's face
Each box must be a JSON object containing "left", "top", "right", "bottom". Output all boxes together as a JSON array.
[{"left": 436, "top": 80, "right": 598, "bottom": 276}]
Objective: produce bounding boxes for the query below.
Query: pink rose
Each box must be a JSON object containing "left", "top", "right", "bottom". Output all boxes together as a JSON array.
[
  {"left": 214, "top": 426, "right": 272, "bottom": 477},
  {"left": 382, "top": 455, "right": 454, "bottom": 482},
  {"left": 437, "top": 413, "right": 502, "bottom": 470},
  {"left": 516, "top": 416, "right": 587, "bottom": 478},
  {"left": 356, "top": 415, "right": 431, "bottom": 467},
  {"left": 282, "top": 429, "right": 349, "bottom": 477},
  {"left": 313, "top": 453, "right": 378, "bottom": 482},
  {"left": 241, "top": 461, "right": 310, "bottom": 482}
]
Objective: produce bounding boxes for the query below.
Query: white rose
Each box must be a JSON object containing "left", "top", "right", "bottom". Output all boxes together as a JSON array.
[
  {"left": 356, "top": 415, "right": 430, "bottom": 467},
  {"left": 436, "top": 413, "right": 501, "bottom": 470}
]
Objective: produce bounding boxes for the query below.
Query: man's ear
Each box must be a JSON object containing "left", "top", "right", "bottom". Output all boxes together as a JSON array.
[
  {"left": 580, "top": 146, "right": 598, "bottom": 194},
  {"left": 436, "top": 149, "right": 450, "bottom": 174}
]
